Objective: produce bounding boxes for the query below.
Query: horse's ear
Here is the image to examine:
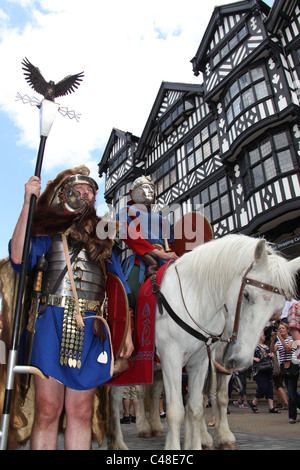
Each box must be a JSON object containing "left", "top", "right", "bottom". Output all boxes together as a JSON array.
[
  {"left": 254, "top": 239, "right": 268, "bottom": 266},
  {"left": 288, "top": 256, "right": 300, "bottom": 276}
]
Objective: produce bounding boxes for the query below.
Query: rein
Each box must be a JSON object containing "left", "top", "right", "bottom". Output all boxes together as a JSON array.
[
  {"left": 151, "top": 266, "right": 222, "bottom": 395},
  {"left": 151, "top": 272, "right": 221, "bottom": 346}
]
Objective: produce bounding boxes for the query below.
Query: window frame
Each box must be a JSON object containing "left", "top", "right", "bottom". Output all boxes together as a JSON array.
[
  {"left": 212, "top": 24, "right": 248, "bottom": 68},
  {"left": 154, "top": 153, "right": 177, "bottom": 196},
  {"left": 185, "top": 121, "right": 219, "bottom": 175},
  {"left": 192, "top": 176, "right": 231, "bottom": 223},
  {"left": 241, "top": 129, "right": 297, "bottom": 198},
  {"left": 225, "top": 64, "right": 270, "bottom": 126},
  {"left": 109, "top": 148, "right": 127, "bottom": 172}
]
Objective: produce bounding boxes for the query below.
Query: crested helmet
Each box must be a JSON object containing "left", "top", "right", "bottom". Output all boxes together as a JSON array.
[{"left": 129, "top": 175, "right": 155, "bottom": 204}]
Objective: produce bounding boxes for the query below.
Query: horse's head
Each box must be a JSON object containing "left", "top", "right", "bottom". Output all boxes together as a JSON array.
[{"left": 223, "top": 238, "right": 300, "bottom": 371}]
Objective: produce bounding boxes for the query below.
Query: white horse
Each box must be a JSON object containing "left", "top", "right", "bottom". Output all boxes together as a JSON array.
[{"left": 107, "top": 234, "right": 300, "bottom": 450}]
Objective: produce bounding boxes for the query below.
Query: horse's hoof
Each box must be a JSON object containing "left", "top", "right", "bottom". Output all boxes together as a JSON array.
[
  {"left": 138, "top": 432, "right": 152, "bottom": 438},
  {"left": 202, "top": 445, "right": 215, "bottom": 450},
  {"left": 152, "top": 430, "right": 164, "bottom": 437},
  {"left": 219, "top": 443, "right": 237, "bottom": 450}
]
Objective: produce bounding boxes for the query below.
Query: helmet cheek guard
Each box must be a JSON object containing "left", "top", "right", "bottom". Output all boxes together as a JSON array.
[
  {"left": 61, "top": 186, "right": 87, "bottom": 212},
  {"left": 52, "top": 174, "right": 98, "bottom": 213},
  {"left": 130, "top": 176, "right": 155, "bottom": 204}
]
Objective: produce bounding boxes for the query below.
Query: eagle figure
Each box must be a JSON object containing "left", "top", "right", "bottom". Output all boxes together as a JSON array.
[{"left": 21, "top": 57, "right": 84, "bottom": 102}]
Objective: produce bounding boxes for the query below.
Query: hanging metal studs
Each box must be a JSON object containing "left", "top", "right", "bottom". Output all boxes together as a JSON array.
[{"left": 60, "top": 296, "right": 86, "bottom": 368}]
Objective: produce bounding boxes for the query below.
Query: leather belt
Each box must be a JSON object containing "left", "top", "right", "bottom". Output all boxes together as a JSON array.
[{"left": 46, "top": 294, "right": 100, "bottom": 311}]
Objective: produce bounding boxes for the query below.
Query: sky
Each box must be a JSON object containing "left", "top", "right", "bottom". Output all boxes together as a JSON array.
[{"left": 0, "top": 0, "right": 274, "bottom": 261}]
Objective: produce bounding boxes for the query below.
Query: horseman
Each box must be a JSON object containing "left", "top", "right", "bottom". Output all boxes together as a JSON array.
[
  {"left": 7, "top": 165, "right": 134, "bottom": 450},
  {"left": 118, "top": 175, "right": 179, "bottom": 313}
]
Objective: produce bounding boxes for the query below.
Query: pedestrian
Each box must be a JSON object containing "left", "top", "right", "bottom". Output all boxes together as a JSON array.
[
  {"left": 287, "top": 300, "right": 300, "bottom": 343},
  {"left": 250, "top": 331, "right": 280, "bottom": 414},
  {"left": 120, "top": 386, "right": 138, "bottom": 423},
  {"left": 232, "top": 368, "right": 249, "bottom": 408},
  {"left": 281, "top": 294, "right": 297, "bottom": 323},
  {"left": 271, "top": 322, "right": 299, "bottom": 424}
]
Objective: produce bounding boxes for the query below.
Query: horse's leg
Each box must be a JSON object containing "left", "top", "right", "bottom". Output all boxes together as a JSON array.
[
  {"left": 162, "top": 362, "right": 184, "bottom": 450},
  {"left": 200, "top": 395, "right": 215, "bottom": 450},
  {"left": 183, "top": 361, "right": 206, "bottom": 450},
  {"left": 136, "top": 374, "right": 164, "bottom": 438},
  {"left": 214, "top": 373, "right": 237, "bottom": 450},
  {"left": 106, "top": 386, "right": 129, "bottom": 450},
  {"left": 136, "top": 385, "right": 152, "bottom": 438},
  {"left": 148, "top": 369, "right": 164, "bottom": 437}
]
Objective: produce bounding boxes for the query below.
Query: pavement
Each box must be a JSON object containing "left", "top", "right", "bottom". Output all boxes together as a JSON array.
[
  {"left": 91, "top": 400, "right": 300, "bottom": 452},
  {"left": 17, "top": 396, "right": 300, "bottom": 452}
]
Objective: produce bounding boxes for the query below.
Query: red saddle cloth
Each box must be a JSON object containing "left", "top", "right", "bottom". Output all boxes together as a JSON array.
[{"left": 107, "top": 262, "right": 170, "bottom": 386}]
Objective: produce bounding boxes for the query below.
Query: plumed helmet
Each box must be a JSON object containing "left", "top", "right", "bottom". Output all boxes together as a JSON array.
[{"left": 129, "top": 175, "right": 155, "bottom": 204}]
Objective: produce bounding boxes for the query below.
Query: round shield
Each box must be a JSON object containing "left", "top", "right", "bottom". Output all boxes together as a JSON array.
[
  {"left": 106, "top": 272, "right": 130, "bottom": 358},
  {"left": 172, "top": 211, "right": 213, "bottom": 256}
]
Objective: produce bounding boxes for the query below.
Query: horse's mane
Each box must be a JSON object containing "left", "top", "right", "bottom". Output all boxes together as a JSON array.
[{"left": 175, "top": 234, "right": 296, "bottom": 300}]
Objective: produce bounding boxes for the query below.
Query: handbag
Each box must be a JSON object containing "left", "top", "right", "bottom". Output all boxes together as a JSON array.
[
  {"left": 280, "top": 361, "right": 299, "bottom": 379},
  {"left": 255, "top": 345, "right": 273, "bottom": 374},
  {"left": 272, "top": 354, "right": 281, "bottom": 377},
  {"left": 256, "top": 358, "right": 273, "bottom": 373}
]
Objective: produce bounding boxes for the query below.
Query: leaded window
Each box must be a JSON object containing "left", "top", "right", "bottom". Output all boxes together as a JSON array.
[
  {"left": 192, "top": 176, "right": 230, "bottom": 223},
  {"left": 185, "top": 121, "right": 219, "bottom": 173},
  {"left": 212, "top": 25, "right": 248, "bottom": 67},
  {"left": 225, "top": 65, "right": 269, "bottom": 125},
  {"left": 154, "top": 154, "right": 177, "bottom": 195},
  {"left": 242, "top": 130, "right": 296, "bottom": 196}
]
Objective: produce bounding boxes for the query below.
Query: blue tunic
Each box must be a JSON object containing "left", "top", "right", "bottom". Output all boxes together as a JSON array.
[
  {"left": 118, "top": 204, "right": 174, "bottom": 284},
  {"left": 9, "top": 237, "right": 130, "bottom": 390}
]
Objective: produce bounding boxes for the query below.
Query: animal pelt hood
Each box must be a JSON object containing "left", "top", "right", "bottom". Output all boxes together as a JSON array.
[{"left": 31, "top": 165, "right": 114, "bottom": 262}]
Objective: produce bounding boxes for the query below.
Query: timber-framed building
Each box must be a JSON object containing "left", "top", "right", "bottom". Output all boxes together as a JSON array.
[{"left": 98, "top": 0, "right": 300, "bottom": 261}]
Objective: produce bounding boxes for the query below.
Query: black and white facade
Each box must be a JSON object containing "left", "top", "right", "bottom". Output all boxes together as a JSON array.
[{"left": 98, "top": 0, "right": 300, "bottom": 260}]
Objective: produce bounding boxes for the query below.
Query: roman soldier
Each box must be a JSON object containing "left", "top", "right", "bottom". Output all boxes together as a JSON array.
[
  {"left": 118, "top": 175, "right": 178, "bottom": 311},
  {"left": 7, "top": 165, "right": 133, "bottom": 450}
]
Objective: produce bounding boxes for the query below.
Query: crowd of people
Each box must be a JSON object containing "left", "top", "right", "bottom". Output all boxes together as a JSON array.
[
  {"left": 249, "top": 295, "right": 300, "bottom": 424},
  {"left": 206, "top": 295, "right": 300, "bottom": 427}
]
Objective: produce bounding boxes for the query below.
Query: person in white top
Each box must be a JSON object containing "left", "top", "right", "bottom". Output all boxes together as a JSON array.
[{"left": 281, "top": 294, "right": 297, "bottom": 320}]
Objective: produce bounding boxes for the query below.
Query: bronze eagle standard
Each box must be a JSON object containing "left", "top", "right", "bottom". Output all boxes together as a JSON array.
[{"left": 21, "top": 57, "right": 84, "bottom": 102}]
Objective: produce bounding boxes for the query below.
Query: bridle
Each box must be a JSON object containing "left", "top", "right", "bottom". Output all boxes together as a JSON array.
[
  {"left": 230, "top": 262, "right": 283, "bottom": 344},
  {"left": 151, "top": 260, "right": 284, "bottom": 347},
  {"left": 151, "top": 259, "right": 284, "bottom": 393}
]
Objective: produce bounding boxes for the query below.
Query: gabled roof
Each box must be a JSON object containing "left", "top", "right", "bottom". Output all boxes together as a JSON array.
[
  {"left": 266, "top": 0, "right": 299, "bottom": 34},
  {"left": 98, "top": 128, "right": 139, "bottom": 176},
  {"left": 135, "top": 81, "right": 203, "bottom": 161},
  {"left": 191, "top": 0, "right": 270, "bottom": 75}
]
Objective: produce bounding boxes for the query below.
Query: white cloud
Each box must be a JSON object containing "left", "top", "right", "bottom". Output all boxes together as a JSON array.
[
  {"left": 0, "top": 9, "right": 9, "bottom": 21},
  {"left": 0, "top": 0, "right": 241, "bottom": 175}
]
